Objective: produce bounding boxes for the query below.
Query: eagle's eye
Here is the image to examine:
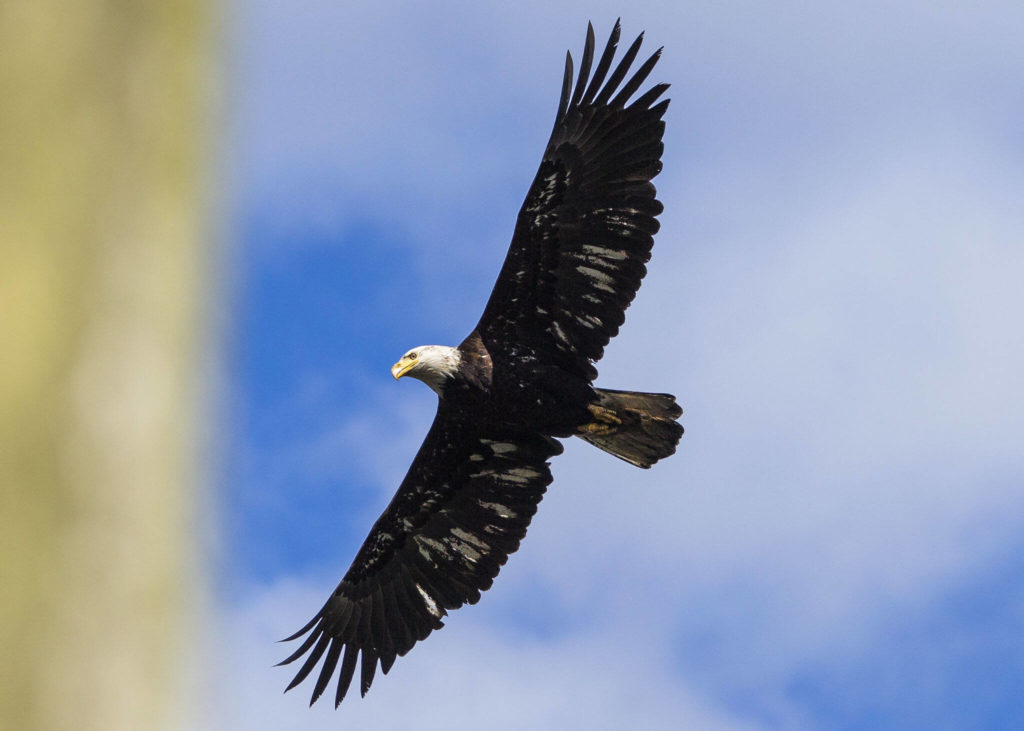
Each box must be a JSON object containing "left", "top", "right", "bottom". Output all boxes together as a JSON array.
[{"left": 408, "top": 351, "right": 418, "bottom": 360}]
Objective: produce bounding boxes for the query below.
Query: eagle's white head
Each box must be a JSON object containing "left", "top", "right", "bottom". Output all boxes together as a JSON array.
[{"left": 391, "top": 345, "right": 461, "bottom": 395}]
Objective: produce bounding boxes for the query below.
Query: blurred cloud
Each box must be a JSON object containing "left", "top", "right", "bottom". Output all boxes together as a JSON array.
[{"left": 222, "top": 1, "right": 1024, "bottom": 728}]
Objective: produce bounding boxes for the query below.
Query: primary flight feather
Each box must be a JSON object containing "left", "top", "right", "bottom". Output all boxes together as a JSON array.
[{"left": 279, "top": 20, "right": 683, "bottom": 706}]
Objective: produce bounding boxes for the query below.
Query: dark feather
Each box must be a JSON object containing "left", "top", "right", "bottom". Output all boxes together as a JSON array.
[
  {"left": 279, "top": 614, "right": 319, "bottom": 644},
  {"left": 285, "top": 633, "right": 329, "bottom": 693},
  {"left": 611, "top": 48, "right": 662, "bottom": 108},
  {"left": 310, "top": 640, "right": 342, "bottom": 706},
  {"left": 359, "top": 648, "right": 377, "bottom": 697},
  {"left": 632, "top": 81, "right": 670, "bottom": 110},
  {"left": 569, "top": 23, "right": 595, "bottom": 109},
  {"left": 581, "top": 21, "right": 620, "bottom": 105},
  {"left": 335, "top": 645, "right": 358, "bottom": 707},
  {"left": 593, "top": 31, "right": 644, "bottom": 107},
  {"left": 555, "top": 52, "right": 573, "bottom": 127},
  {"left": 276, "top": 620, "right": 322, "bottom": 666}
]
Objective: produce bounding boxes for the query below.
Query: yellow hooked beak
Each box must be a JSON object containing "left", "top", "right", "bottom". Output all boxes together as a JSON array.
[{"left": 391, "top": 356, "right": 416, "bottom": 380}]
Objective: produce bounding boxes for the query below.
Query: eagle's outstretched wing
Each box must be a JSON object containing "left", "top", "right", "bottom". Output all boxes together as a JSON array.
[
  {"left": 475, "top": 21, "right": 669, "bottom": 381},
  {"left": 278, "top": 405, "right": 562, "bottom": 706}
]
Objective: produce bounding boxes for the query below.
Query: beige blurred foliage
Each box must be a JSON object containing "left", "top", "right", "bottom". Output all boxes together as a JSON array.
[{"left": 1, "top": 1, "right": 212, "bottom": 729}]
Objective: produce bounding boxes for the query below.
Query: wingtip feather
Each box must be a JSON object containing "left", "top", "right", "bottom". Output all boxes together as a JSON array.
[
  {"left": 594, "top": 30, "right": 644, "bottom": 107},
  {"left": 278, "top": 613, "right": 320, "bottom": 643},
  {"left": 555, "top": 50, "right": 573, "bottom": 124},
  {"left": 569, "top": 22, "right": 596, "bottom": 109},
  {"left": 581, "top": 21, "right": 621, "bottom": 106}
]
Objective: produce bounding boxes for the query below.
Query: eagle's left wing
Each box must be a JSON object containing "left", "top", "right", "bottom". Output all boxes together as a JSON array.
[{"left": 278, "top": 405, "right": 562, "bottom": 705}]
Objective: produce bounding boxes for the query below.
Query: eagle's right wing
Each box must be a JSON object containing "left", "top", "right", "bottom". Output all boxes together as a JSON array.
[
  {"left": 278, "top": 406, "right": 562, "bottom": 706},
  {"left": 474, "top": 21, "right": 669, "bottom": 381}
]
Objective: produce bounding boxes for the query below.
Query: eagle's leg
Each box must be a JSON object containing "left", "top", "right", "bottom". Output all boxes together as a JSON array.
[{"left": 579, "top": 403, "right": 622, "bottom": 435}]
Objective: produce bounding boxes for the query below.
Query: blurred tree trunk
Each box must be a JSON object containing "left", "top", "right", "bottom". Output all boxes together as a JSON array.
[{"left": 1, "top": 1, "right": 212, "bottom": 729}]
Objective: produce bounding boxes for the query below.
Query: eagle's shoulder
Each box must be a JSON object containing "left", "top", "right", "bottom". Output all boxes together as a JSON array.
[{"left": 454, "top": 330, "right": 493, "bottom": 391}]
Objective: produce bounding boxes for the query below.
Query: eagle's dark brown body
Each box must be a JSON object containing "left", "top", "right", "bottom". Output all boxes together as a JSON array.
[{"left": 452, "top": 331, "right": 594, "bottom": 437}]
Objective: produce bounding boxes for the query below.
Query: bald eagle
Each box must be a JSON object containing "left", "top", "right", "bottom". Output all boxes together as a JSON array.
[{"left": 279, "top": 21, "right": 683, "bottom": 706}]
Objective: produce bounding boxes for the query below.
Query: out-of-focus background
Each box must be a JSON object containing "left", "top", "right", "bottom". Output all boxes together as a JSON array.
[
  {"left": 2, "top": 1, "right": 211, "bottom": 730},
  {"left": 5, "top": 2, "right": 1024, "bottom": 730}
]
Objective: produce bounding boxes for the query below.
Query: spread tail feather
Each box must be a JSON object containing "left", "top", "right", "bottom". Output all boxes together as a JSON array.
[{"left": 576, "top": 388, "right": 684, "bottom": 468}]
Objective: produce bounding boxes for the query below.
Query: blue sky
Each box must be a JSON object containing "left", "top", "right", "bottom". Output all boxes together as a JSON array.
[{"left": 216, "top": 2, "right": 1024, "bottom": 728}]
